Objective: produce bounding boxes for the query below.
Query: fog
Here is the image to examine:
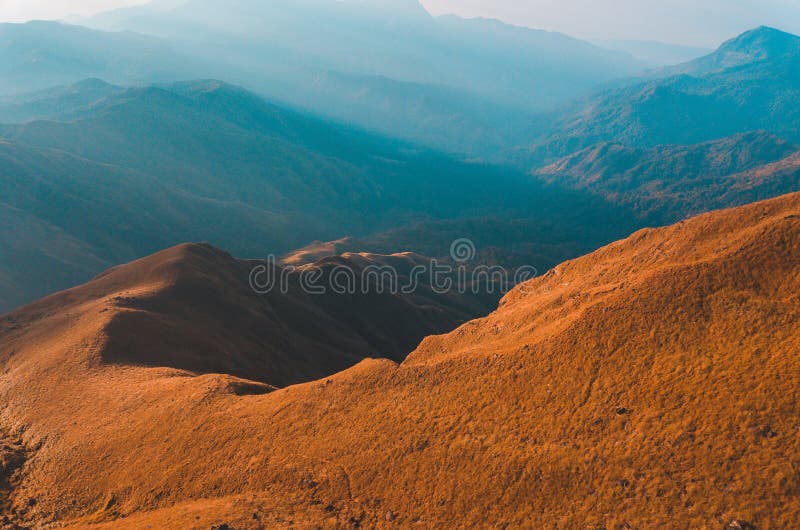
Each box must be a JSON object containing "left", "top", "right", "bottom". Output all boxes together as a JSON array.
[
  {"left": 423, "top": 0, "right": 800, "bottom": 46},
  {"left": 3, "top": 0, "right": 800, "bottom": 46}
]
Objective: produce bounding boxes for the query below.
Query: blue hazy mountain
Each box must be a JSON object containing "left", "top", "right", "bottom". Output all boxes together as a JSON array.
[
  {"left": 0, "top": 21, "right": 199, "bottom": 95},
  {"left": 658, "top": 26, "right": 800, "bottom": 76},
  {"left": 0, "top": 78, "right": 126, "bottom": 123},
  {"left": 533, "top": 131, "right": 800, "bottom": 223},
  {"left": 3, "top": 18, "right": 798, "bottom": 314},
  {"left": 521, "top": 26, "right": 800, "bottom": 165},
  {"left": 273, "top": 71, "right": 547, "bottom": 157},
  {"left": 84, "top": 0, "right": 641, "bottom": 111},
  {"left": 70, "top": 0, "right": 643, "bottom": 154},
  {"left": 0, "top": 79, "right": 635, "bottom": 311}
]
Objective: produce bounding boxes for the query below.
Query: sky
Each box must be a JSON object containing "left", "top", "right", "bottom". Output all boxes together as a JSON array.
[
  {"left": 0, "top": 0, "right": 148, "bottom": 21},
  {"left": 1, "top": 0, "right": 800, "bottom": 47}
]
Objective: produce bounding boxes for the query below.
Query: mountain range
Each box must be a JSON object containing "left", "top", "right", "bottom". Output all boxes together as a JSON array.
[
  {"left": 0, "top": 78, "right": 635, "bottom": 312},
  {"left": 1, "top": 4, "right": 800, "bottom": 527},
  {"left": 1, "top": 0, "right": 646, "bottom": 155},
  {"left": 3, "top": 24, "right": 800, "bottom": 313},
  {"left": 1, "top": 193, "right": 797, "bottom": 528},
  {"left": 534, "top": 131, "right": 800, "bottom": 223},
  {"left": 80, "top": 0, "right": 642, "bottom": 112},
  {"left": 521, "top": 26, "right": 800, "bottom": 165},
  {"left": 0, "top": 21, "right": 195, "bottom": 95}
]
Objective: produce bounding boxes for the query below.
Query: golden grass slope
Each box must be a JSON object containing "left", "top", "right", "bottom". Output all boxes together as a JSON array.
[{"left": 1, "top": 193, "right": 799, "bottom": 528}]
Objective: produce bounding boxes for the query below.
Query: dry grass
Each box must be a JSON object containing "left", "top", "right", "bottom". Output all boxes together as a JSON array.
[{"left": 1, "top": 193, "right": 799, "bottom": 528}]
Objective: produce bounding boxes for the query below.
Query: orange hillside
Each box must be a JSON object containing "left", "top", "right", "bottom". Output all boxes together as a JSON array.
[{"left": 1, "top": 193, "right": 799, "bottom": 528}]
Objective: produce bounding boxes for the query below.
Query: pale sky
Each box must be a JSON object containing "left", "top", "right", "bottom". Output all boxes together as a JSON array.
[
  {"left": 0, "top": 0, "right": 148, "bottom": 21},
  {"left": 1, "top": 0, "right": 799, "bottom": 47}
]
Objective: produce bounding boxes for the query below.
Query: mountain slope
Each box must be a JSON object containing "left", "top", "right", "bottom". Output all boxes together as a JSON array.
[
  {"left": 73, "top": 0, "right": 643, "bottom": 152},
  {"left": 1, "top": 243, "right": 492, "bottom": 389},
  {"left": 0, "top": 2, "right": 645, "bottom": 155},
  {"left": 1, "top": 193, "right": 798, "bottom": 528},
  {"left": 0, "top": 79, "right": 638, "bottom": 313},
  {"left": 0, "top": 137, "right": 297, "bottom": 310},
  {"left": 275, "top": 71, "right": 544, "bottom": 157},
  {"left": 0, "top": 80, "right": 562, "bottom": 224},
  {"left": 522, "top": 27, "right": 800, "bottom": 165},
  {"left": 661, "top": 26, "right": 800, "bottom": 76},
  {"left": 0, "top": 21, "right": 195, "bottom": 95},
  {"left": 0, "top": 78, "right": 125, "bottom": 123},
  {"left": 0, "top": 202, "right": 111, "bottom": 312},
  {"left": 85, "top": 0, "right": 641, "bottom": 112},
  {"left": 534, "top": 131, "right": 800, "bottom": 222}
]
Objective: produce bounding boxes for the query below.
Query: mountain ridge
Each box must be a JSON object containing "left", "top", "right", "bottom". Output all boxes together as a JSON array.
[
  {"left": 533, "top": 131, "right": 800, "bottom": 222},
  {"left": 1, "top": 192, "right": 798, "bottom": 528},
  {"left": 0, "top": 78, "right": 641, "bottom": 313},
  {"left": 2, "top": 241, "right": 494, "bottom": 388},
  {"left": 670, "top": 26, "right": 800, "bottom": 75},
  {"left": 520, "top": 26, "right": 800, "bottom": 166}
]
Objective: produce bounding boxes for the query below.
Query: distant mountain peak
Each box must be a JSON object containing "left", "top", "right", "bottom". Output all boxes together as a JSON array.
[
  {"left": 73, "top": 78, "right": 114, "bottom": 90},
  {"left": 655, "top": 26, "right": 800, "bottom": 78},
  {"left": 718, "top": 26, "right": 800, "bottom": 58}
]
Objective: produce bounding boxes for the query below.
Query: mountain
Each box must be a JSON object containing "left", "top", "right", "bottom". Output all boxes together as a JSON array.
[
  {"left": 0, "top": 201, "right": 111, "bottom": 312},
  {"left": 534, "top": 131, "right": 800, "bottom": 222},
  {"left": 0, "top": 21, "right": 196, "bottom": 95},
  {"left": 522, "top": 27, "right": 800, "bottom": 165},
  {"left": 592, "top": 39, "right": 712, "bottom": 67},
  {"left": 0, "top": 79, "right": 636, "bottom": 312},
  {"left": 0, "top": 136, "right": 300, "bottom": 311},
  {"left": 282, "top": 214, "right": 626, "bottom": 276},
  {"left": 0, "top": 243, "right": 492, "bottom": 389},
  {"left": 661, "top": 26, "right": 800, "bottom": 76},
  {"left": 73, "top": 0, "right": 643, "bottom": 153},
  {"left": 1, "top": 193, "right": 798, "bottom": 528},
  {"left": 267, "top": 71, "right": 545, "bottom": 157},
  {"left": 84, "top": 0, "right": 641, "bottom": 112},
  {"left": 0, "top": 78, "right": 125, "bottom": 123},
  {"left": 0, "top": 9, "right": 645, "bottom": 155}
]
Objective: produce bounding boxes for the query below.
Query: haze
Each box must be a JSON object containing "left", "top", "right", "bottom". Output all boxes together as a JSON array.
[{"left": 2, "top": 0, "right": 800, "bottom": 46}]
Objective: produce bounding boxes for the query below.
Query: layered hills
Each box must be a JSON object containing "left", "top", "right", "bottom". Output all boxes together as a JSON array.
[
  {"left": 82, "top": 0, "right": 642, "bottom": 112},
  {"left": 0, "top": 1, "right": 645, "bottom": 155},
  {"left": 0, "top": 78, "right": 634, "bottom": 312},
  {"left": 523, "top": 26, "right": 800, "bottom": 165},
  {"left": 0, "top": 193, "right": 797, "bottom": 528},
  {"left": 1, "top": 11, "right": 798, "bottom": 529},
  {"left": 0, "top": 21, "right": 195, "bottom": 95},
  {"left": 4, "top": 26, "right": 800, "bottom": 313},
  {"left": 534, "top": 131, "right": 800, "bottom": 222}
]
